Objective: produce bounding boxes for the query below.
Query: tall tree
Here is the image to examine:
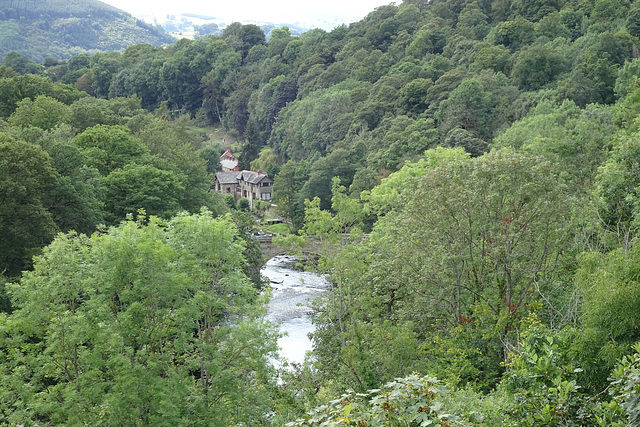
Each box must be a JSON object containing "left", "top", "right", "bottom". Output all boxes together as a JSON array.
[
  {"left": 0, "top": 135, "right": 57, "bottom": 276},
  {"left": 0, "top": 211, "right": 279, "bottom": 425}
]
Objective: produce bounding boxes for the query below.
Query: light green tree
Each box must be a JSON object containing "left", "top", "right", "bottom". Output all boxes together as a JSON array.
[
  {"left": 72, "top": 124, "right": 150, "bottom": 175},
  {"left": 8, "top": 94, "right": 71, "bottom": 131},
  {"left": 0, "top": 211, "right": 279, "bottom": 425}
]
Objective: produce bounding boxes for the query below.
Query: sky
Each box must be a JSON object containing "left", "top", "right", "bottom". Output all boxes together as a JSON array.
[{"left": 101, "top": 0, "right": 396, "bottom": 27}]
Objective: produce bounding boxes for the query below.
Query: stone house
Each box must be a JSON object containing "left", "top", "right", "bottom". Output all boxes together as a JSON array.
[{"left": 213, "top": 170, "right": 273, "bottom": 209}]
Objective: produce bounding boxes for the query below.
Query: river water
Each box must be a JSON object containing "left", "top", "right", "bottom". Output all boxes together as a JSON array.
[{"left": 261, "top": 255, "right": 330, "bottom": 366}]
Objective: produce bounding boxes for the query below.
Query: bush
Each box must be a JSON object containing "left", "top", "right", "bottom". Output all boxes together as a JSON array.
[
  {"left": 286, "top": 374, "right": 468, "bottom": 426},
  {"left": 237, "top": 197, "right": 250, "bottom": 211}
]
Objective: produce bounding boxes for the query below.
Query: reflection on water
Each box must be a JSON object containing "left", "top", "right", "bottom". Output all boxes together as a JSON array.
[{"left": 262, "top": 255, "right": 329, "bottom": 365}]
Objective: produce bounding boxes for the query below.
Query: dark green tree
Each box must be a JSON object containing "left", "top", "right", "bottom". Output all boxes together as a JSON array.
[
  {"left": 512, "top": 45, "right": 568, "bottom": 91},
  {"left": 0, "top": 135, "right": 57, "bottom": 276},
  {"left": 101, "top": 163, "right": 185, "bottom": 225}
]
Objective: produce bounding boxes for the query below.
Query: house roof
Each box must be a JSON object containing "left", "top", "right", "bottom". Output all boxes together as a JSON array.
[
  {"left": 220, "top": 149, "right": 238, "bottom": 161},
  {"left": 240, "top": 171, "right": 271, "bottom": 184},
  {"left": 216, "top": 171, "right": 240, "bottom": 185},
  {"left": 215, "top": 170, "right": 272, "bottom": 186}
]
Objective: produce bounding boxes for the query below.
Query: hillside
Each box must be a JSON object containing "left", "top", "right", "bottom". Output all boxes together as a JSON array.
[
  {"left": 3, "top": 0, "right": 640, "bottom": 424},
  {"left": 0, "top": 0, "right": 174, "bottom": 62}
]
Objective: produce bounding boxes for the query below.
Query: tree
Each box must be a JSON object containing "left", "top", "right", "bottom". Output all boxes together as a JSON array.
[
  {"left": 576, "top": 31, "right": 635, "bottom": 104},
  {"left": 362, "top": 147, "right": 470, "bottom": 217},
  {"left": 400, "top": 78, "right": 432, "bottom": 115},
  {"left": 201, "top": 40, "right": 242, "bottom": 124},
  {"left": 511, "top": 45, "right": 568, "bottom": 91},
  {"left": 1, "top": 51, "right": 42, "bottom": 75},
  {"left": 456, "top": 1, "right": 490, "bottom": 39},
  {"left": 250, "top": 147, "right": 280, "bottom": 173},
  {"left": 0, "top": 74, "right": 83, "bottom": 118},
  {"left": 237, "top": 197, "right": 250, "bottom": 212},
  {"left": 436, "top": 78, "right": 492, "bottom": 140},
  {"left": 38, "top": 132, "right": 105, "bottom": 235},
  {"left": 470, "top": 45, "right": 511, "bottom": 74},
  {"left": 491, "top": 17, "right": 536, "bottom": 51},
  {"left": 8, "top": 94, "right": 71, "bottom": 130},
  {"left": 273, "top": 160, "right": 309, "bottom": 228},
  {"left": 71, "top": 124, "right": 150, "bottom": 175},
  {"left": 572, "top": 244, "right": 640, "bottom": 392},
  {"left": 298, "top": 149, "right": 358, "bottom": 211},
  {"left": 594, "top": 132, "right": 640, "bottom": 250},
  {"left": 367, "top": 149, "right": 572, "bottom": 385},
  {"left": 494, "top": 100, "right": 614, "bottom": 192},
  {"left": 102, "top": 163, "right": 185, "bottom": 225},
  {"left": 444, "top": 127, "right": 488, "bottom": 157},
  {"left": 0, "top": 135, "right": 57, "bottom": 276},
  {"left": 90, "top": 51, "right": 120, "bottom": 99},
  {"left": 237, "top": 24, "right": 266, "bottom": 59},
  {"left": 0, "top": 211, "right": 278, "bottom": 425},
  {"left": 137, "top": 117, "right": 225, "bottom": 216}
]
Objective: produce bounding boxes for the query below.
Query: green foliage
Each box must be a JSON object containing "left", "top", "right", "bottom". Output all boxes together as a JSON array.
[
  {"left": 0, "top": 73, "right": 83, "bottom": 118},
  {"left": 0, "top": 0, "right": 173, "bottom": 62},
  {"left": 42, "top": 137, "right": 104, "bottom": 234},
  {"left": 606, "top": 342, "right": 640, "bottom": 425},
  {"left": 1, "top": 51, "right": 42, "bottom": 74},
  {"left": 0, "top": 211, "right": 278, "bottom": 425},
  {"left": 594, "top": 132, "right": 640, "bottom": 248},
  {"left": 5, "top": 0, "right": 640, "bottom": 421},
  {"left": 491, "top": 17, "right": 536, "bottom": 50},
  {"left": 227, "top": 210, "right": 265, "bottom": 286},
  {"left": 436, "top": 78, "right": 492, "bottom": 141},
  {"left": 72, "top": 124, "right": 150, "bottom": 175},
  {"left": 8, "top": 94, "right": 70, "bottom": 130},
  {"left": 286, "top": 375, "right": 466, "bottom": 427},
  {"left": 363, "top": 146, "right": 469, "bottom": 217},
  {"left": 0, "top": 135, "right": 57, "bottom": 276},
  {"left": 237, "top": 197, "right": 251, "bottom": 212},
  {"left": 503, "top": 324, "right": 590, "bottom": 426},
  {"left": 494, "top": 100, "right": 615, "bottom": 191},
  {"left": 571, "top": 245, "right": 640, "bottom": 393},
  {"left": 511, "top": 45, "right": 568, "bottom": 91},
  {"left": 102, "top": 163, "right": 185, "bottom": 225}
]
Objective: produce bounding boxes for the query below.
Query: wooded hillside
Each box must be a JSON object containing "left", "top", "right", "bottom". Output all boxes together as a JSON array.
[
  {"left": 0, "top": 0, "right": 173, "bottom": 62},
  {"left": 2, "top": 0, "right": 640, "bottom": 424}
]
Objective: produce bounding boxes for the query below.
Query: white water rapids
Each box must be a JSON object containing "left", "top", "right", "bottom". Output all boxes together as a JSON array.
[{"left": 261, "top": 255, "right": 330, "bottom": 365}]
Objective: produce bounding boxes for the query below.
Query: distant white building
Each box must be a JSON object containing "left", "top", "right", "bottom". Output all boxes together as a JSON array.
[{"left": 220, "top": 147, "right": 239, "bottom": 172}]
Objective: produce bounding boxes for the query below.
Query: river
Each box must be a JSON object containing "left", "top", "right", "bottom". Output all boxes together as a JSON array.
[{"left": 261, "top": 255, "right": 330, "bottom": 366}]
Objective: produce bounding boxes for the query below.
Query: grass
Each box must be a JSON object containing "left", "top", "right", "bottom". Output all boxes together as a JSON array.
[{"left": 262, "top": 223, "right": 291, "bottom": 235}]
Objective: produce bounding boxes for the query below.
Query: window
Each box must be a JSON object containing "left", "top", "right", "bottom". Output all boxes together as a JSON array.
[
  {"left": 261, "top": 193, "right": 272, "bottom": 201},
  {"left": 262, "top": 182, "right": 271, "bottom": 187}
]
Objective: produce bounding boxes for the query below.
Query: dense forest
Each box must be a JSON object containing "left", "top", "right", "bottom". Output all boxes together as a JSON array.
[
  {"left": 2, "top": 0, "right": 640, "bottom": 424},
  {"left": 0, "top": 0, "right": 173, "bottom": 62}
]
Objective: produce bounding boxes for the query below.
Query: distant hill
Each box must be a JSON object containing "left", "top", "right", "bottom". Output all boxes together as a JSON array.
[
  {"left": 0, "top": 0, "right": 175, "bottom": 62},
  {"left": 153, "top": 12, "right": 309, "bottom": 40}
]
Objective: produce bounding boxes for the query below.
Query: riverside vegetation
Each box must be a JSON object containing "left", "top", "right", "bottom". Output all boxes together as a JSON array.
[{"left": 1, "top": 0, "right": 640, "bottom": 424}]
